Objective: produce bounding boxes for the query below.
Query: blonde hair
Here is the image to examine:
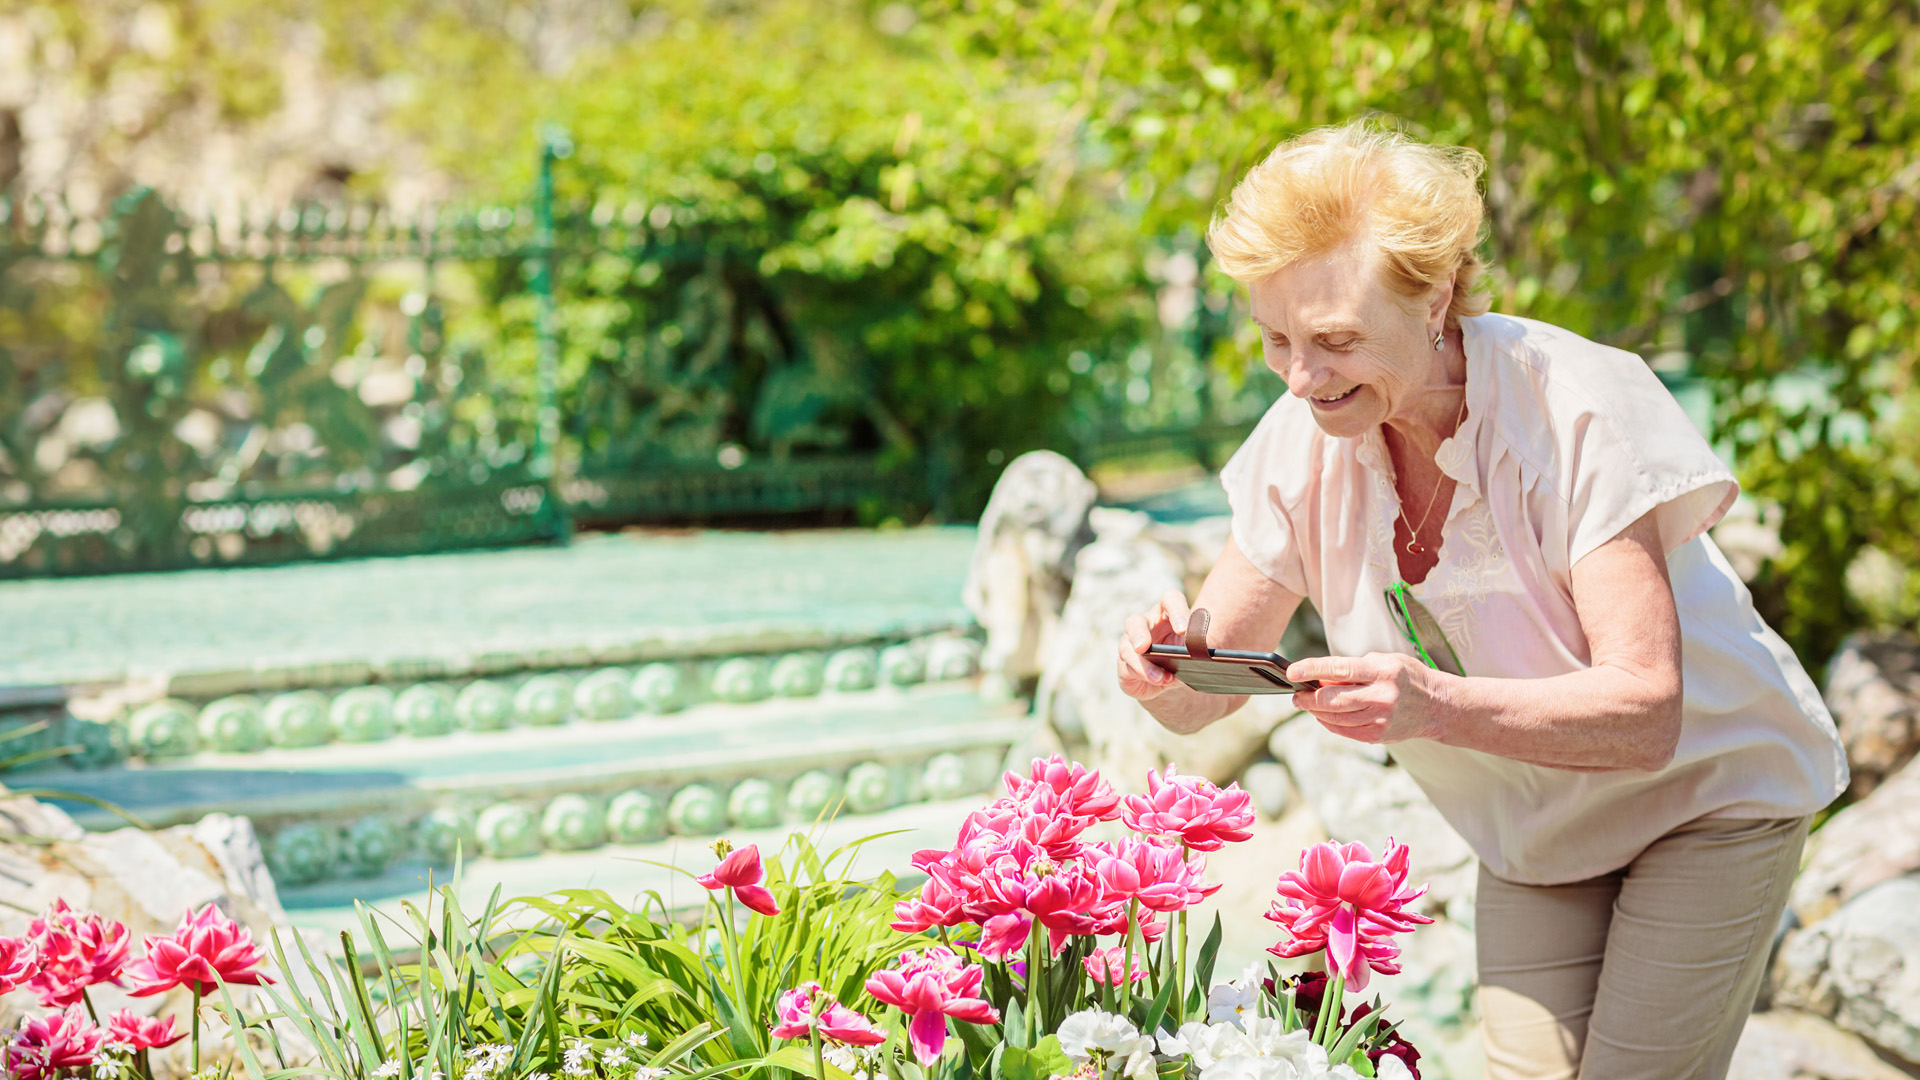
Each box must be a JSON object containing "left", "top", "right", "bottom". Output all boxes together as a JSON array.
[{"left": 1207, "top": 120, "right": 1490, "bottom": 327}]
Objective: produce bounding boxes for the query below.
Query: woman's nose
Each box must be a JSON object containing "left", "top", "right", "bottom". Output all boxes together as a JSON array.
[{"left": 1281, "top": 352, "right": 1327, "bottom": 398}]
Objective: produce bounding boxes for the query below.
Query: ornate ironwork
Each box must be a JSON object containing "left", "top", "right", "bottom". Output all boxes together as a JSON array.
[{"left": 0, "top": 148, "right": 909, "bottom": 576}]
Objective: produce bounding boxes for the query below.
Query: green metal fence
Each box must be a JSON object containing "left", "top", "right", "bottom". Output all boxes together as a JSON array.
[{"left": 0, "top": 133, "right": 908, "bottom": 577}]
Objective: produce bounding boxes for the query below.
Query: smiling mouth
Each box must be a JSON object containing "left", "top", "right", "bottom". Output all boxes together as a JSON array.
[{"left": 1311, "top": 386, "right": 1360, "bottom": 404}]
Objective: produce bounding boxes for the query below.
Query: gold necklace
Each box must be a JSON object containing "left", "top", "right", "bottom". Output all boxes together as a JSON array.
[{"left": 1396, "top": 394, "right": 1468, "bottom": 557}]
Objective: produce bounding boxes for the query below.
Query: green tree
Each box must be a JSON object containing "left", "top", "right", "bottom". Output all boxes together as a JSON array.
[
  {"left": 428, "top": 0, "right": 1153, "bottom": 517},
  {"left": 927, "top": 0, "right": 1920, "bottom": 664}
]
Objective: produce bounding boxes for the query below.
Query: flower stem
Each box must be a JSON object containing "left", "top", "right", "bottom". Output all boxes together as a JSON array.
[
  {"left": 1172, "top": 908, "right": 1188, "bottom": 1024},
  {"left": 1026, "top": 918, "right": 1044, "bottom": 1043},
  {"left": 191, "top": 985, "right": 204, "bottom": 1074},
  {"left": 1310, "top": 973, "right": 1344, "bottom": 1048},
  {"left": 811, "top": 1026, "right": 828, "bottom": 1080},
  {"left": 1034, "top": 930, "right": 1048, "bottom": 1037},
  {"left": 1121, "top": 901, "right": 1139, "bottom": 1017},
  {"left": 81, "top": 988, "right": 100, "bottom": 1023},
  {"left": 722, "top": 888, "right": 750, "bottom": 1023}
]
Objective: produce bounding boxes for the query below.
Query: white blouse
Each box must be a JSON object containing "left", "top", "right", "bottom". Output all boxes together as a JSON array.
[{"left": 1221, "top": 312, "right": 1847, "bottom": 885}]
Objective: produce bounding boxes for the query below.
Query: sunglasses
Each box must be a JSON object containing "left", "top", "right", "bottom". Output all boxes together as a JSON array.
[{"left": 1385, "top": 581, "right": 1465, "bottom": 677}]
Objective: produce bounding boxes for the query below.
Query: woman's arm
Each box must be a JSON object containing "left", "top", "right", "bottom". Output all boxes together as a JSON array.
[
  {"left": 1287, "top": 510, "right": 1683, "bottom": 771},
  {"left": 1118, "top": 536, "right": 1303, "bottom": 735}
]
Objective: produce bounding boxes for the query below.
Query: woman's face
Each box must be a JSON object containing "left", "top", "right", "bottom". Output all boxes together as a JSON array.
[{"left": 1248, "top": 242, "right": 1446, "bottom": 439}]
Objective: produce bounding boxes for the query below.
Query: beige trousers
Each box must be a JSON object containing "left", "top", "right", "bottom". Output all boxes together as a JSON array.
[{"left": 1475, "top": 815, "right": 1809, "bottom": 1080}]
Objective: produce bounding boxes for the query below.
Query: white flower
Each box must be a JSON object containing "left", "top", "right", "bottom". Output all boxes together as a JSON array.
[
  {"left": 1057, "top": 1010, "right": 1156, "bottom": 1080},
  {"left": 601, "top": 1045, "right": 631, "bottom": 1071},
  {"left": 1156, "top": 1022, "right": 1250, "bottom": 1071},
  {"left": 1240, "top": 1019, "right": 1316, "bottom": 1064},
  {"left": 372, "top": 1064, "right": 403, "bottom": 1079},
  {"left": 528, "top": 1073, "right": 551, "bottom": 1080},
  {"left": 623, "top": 1033, "right": 650, "bottom": 1051},
  {"left": 633, "top": 1069, "right": 671, "bottom": 1080},
  {"left": 462, "top": 1043, "right": 515, "bottom": 1080},
  {"left": 1202, "top": 1057, "right": 1297, "bottom": 1080},
  {"left": 1167, "top": 1019, "right": 1331, "bottom": 1080},
  {"left": 1366, "top": 1057, "right": 1413, "bottom": 1080},
  {"left": 562, "top": 1041, "right": 595, "bottom": 1077},
  {"left": 1206, "top": 966, "right": 1266, "bottom": 1030},
  {"left": 823, "top": 1044, "right": 876, "bottom": 1080}
]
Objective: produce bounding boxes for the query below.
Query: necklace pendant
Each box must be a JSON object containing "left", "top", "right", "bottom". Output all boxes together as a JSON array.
[{"left": 1406, "top": 540, "right": 1426, "bottom": 556}]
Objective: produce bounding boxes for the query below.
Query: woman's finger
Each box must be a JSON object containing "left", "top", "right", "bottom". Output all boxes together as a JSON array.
[
  {"left": 1286, "top": 654, "right": 1373, "bottom": 685},
  {"left": 1116, "top": 637, "right": 1174, "bottom": 693},
  {"left": 1160, "top": 590, "right": 1191, "bottom": 636},
  {"left": 1292, "top": 684, "right": 1375, "bottom": 714},
  {"left": 1312, "top": 713, "right": 1384, "bottom": 742},
  {"left": 1122, "top": 611, "right": 1155, "bottom": 653}
]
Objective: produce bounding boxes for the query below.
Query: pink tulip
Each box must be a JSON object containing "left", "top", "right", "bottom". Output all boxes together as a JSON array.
[
  {"left": 1082, "top": 947, "right": 1147, "bottom": 986},
  {"left": 865, "top": 947, "right": 1000, "bottom": 1065},
  {"left": 123, "top": 903, "right": 274, "bottom": 998},
  {"left": 1265, "top": 838, "right": 1434, "bottom": 993},
  {"left": 26, "top": 899, "right": 130, "bottom": 1007},
  {"left": 769, "top": 982, "right": 887, "bottom": 1046},
  {"left": 1120, "top": 766, "right": 1255, "bottom": 851},
  {"left": 1003, "top": 755, "right": 1121, "bottom": 821},
  {"left": 1090, "top": 839, "right": 1220, "bottom": 913},
  {"left": 695, "top": 844, "right": 781, "bottom": 917},
  {"left": 976, "top": 910, "right": 1036, "bottom": 961},
  {"left": 892, "top": 871, "right": 970, "bottom": 933},
  {"left": 6, "top": 1009, "right": 106, "bottom": 1080},
  {"left": 0, "top": 935, "right": 36, "bottom": 995},
  {"left": 104, "top": 1010, "right": 184, "bottom": 1051},
  {"left": 981, "top": 849, "right": 1104, "bottom": 955},
  {"left": 1015, "top": 789, "right": 1100, "bottom": 859}
]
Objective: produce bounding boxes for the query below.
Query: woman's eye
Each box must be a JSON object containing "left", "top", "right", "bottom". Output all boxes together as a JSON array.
[{"left": 1267, "top": 335, "right": 1289, "bottom": 348}]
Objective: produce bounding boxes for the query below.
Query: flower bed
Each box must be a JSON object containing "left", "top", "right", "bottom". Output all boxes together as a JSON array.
[{"left": 5, "top": 757, "right": 1431, "bottom": 1080}]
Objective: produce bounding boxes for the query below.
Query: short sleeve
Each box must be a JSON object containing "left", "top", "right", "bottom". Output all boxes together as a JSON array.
[
  {"left": 1219, "top": 400, "right": 1312, "bottom": 597},
  {"left": 1562, "top": 356, "right": 1738, "bottom": 569}
]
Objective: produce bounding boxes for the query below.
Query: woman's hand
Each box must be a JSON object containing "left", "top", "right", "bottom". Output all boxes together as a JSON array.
[
  {"left": 1285, "top": 652, "right": 1451, "bottom": 744},
  {"left": 1116, "top": 589, "right": 1193, "bottom": 702}
]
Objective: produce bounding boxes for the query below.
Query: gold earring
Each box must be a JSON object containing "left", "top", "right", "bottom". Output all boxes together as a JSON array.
[{"left": 1432, "top": 330, "right": 1445, "bottom": 351}]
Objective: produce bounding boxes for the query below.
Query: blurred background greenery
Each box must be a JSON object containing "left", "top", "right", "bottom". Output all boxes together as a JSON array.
[{"left": 2, "top": 0, "right": 1917, "bottom": 669}]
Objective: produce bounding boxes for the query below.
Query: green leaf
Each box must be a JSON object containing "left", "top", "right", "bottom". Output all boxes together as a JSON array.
[
  {"left": 1002, "top": 997, "right": 1028, "bottom": 1049},
  {"left": 1193, "top": 915, "right": 1223, "bottom": 991},
  {"left": 1139, "top": 972, "right": 1177, "bottom": 1036},
  {"left": 1000, "top": 1036, "right": 1070, "bottom": 1080}
]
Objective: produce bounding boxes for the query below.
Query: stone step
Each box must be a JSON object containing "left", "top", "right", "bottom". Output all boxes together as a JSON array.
[
  {"left": 48, "top": 685, "right": 1033, "bottom": 889},
  {"left": 0, "top": 528, "right": 978, "bottom": 692},
  {"left": 0, "top": 526, "right": 983, "bottom": 768},
  {"left": 279, "top": 796, "right": 988, "bottom": 939}
]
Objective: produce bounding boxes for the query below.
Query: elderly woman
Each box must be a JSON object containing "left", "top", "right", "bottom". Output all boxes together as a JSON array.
[{"left": 1117, "top": 122, "right": 1846, "bottom": 1080}]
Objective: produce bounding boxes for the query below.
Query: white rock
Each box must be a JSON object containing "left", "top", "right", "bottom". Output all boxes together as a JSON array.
[
  {"left": 1727, "top": 1009, "right": 1915, "bottom": 1080},
  {"left": 962, "top": 451, "right": 1097, "bottom": 698},
  {"left": 1791, "top": 755, "right": 1920, "bottom": 925},
  {"left": 1823, "top": 631, "right": 1920, "bottom": 798},
  {"left": 1239, "top": 761, "right": 1296, "bottom": 820},
  {"left": 1037, "top": 514, "right": 1279, "bottom": 787},
  {"left": 1774, "top": 876, "right": 1920, "bottom": 1067}
]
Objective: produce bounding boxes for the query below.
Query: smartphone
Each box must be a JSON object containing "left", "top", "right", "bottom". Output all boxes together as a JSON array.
[{"left": 1145, "top": 644, "right": 1321, "bottom": 695}]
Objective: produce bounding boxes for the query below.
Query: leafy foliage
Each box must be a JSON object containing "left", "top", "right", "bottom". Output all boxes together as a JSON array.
[
  {"left": 228, "top": 832, "right": 920, "bottom": 1080},
  {"left": 434, "top": 0, "right": 1151, "bottom": 516},
  {"left": 925, "top": 0, "right": 1920, "bottom": 663}
]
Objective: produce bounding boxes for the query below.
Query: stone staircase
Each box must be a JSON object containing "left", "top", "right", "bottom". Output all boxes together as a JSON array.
[{"left": 0, "top": 527, "right": 1030, "bottom": 926}]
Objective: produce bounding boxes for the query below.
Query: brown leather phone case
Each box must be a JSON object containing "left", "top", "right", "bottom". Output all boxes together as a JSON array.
[{"left": 1144, "top": 608, "right": 1320, "bottom": 695}]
